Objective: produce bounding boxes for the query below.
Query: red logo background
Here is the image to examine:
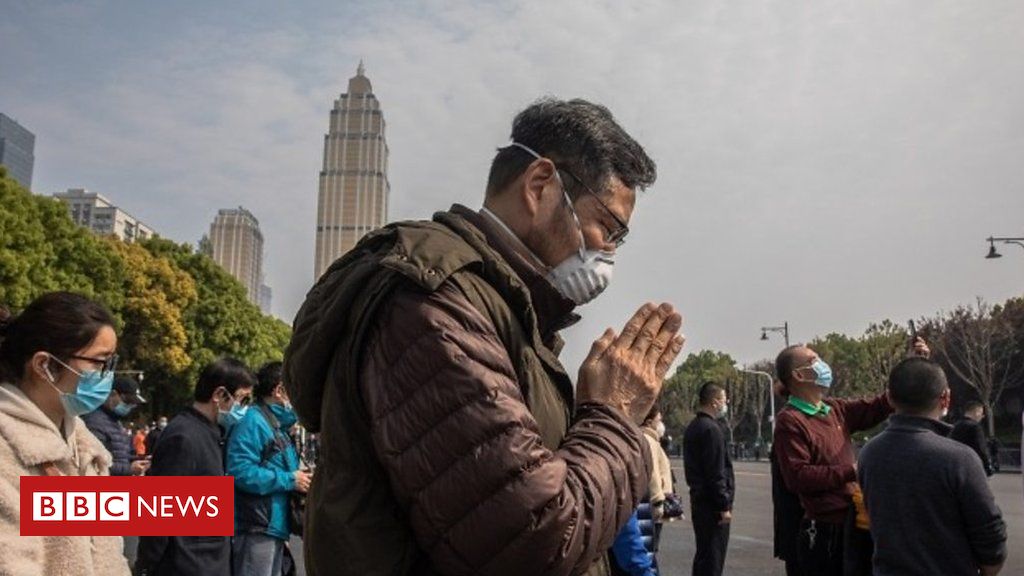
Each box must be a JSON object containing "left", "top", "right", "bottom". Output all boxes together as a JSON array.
[{"left": 20, "top": 476, "right": 234, "bottom": 536}]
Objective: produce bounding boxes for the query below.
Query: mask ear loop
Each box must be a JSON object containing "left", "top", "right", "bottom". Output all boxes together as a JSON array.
[
  {"left": 560, "top": 187, "right": 587, "bottom": 260},
  {"left": 43, "top": 361, "right": 57, "bottom": 384},
  {"left": 508, "top": 142, "right": 588, "bottom": 260}
]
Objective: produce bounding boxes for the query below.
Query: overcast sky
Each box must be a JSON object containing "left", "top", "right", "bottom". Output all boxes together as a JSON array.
[{"left": 4, "top": 0, "right": 1023, "bottom": 373}]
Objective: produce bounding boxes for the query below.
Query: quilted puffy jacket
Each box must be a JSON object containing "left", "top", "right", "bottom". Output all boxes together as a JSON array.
[{"left": 285, "top": 205, "right": 652, "bottom": 576}]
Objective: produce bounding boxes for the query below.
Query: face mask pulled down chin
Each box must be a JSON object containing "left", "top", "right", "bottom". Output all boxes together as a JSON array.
[{"left": 547, "top": 249, "right": 615, "bottom": 305}]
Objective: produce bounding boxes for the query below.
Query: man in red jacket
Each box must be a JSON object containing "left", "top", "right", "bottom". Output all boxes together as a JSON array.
[{"left": 772, "top": 338, "right": 929, "bottom": 576}]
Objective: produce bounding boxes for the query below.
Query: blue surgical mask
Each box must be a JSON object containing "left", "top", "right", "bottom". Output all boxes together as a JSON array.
[
  {"left": 811, "top": 359, "right": 834, "bottom": 388},
  {"left": 112, "top": 401, "right": 134, "bottom": 417},
  {"left": 218, "top": 403, "right": 248, "bottom": 432},
  {"left": 268, "top": 403, "right": 298, "bottom": 429},
  {"left": 45, "top": 355, "right": 114, "bottom": 418}
]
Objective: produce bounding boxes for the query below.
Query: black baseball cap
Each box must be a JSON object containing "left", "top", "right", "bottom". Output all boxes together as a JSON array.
[{"left": 113, "top": 376, "right": 146, "bottom": 404}]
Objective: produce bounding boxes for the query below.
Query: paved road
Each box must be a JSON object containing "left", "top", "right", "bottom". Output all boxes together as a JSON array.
[
  {"left": 280, "top": 460, "right": 1024, "bottom": 575},
  {"left": 656, "top": 460, "right": 1023, "bottom": 575}
]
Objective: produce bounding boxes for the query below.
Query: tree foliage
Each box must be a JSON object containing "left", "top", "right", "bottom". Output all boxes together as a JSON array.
[{"left": 0, "top": 168, "right": 291, "bottom": 420}]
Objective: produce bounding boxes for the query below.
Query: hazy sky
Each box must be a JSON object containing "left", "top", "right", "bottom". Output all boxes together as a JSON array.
[{"left": 4, "top": 0, "right": 1023, "bottom": 373}]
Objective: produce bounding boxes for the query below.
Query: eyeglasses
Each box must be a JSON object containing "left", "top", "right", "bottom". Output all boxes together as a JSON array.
[
  {"left": 68, "top": 353, "right": 119, "bottom": 378},
  {"left": 558, "top": 167, "right": 630, "bottom": 247},
  {"left": 509, "top": 141, "right": 630, "bottom": 247}
]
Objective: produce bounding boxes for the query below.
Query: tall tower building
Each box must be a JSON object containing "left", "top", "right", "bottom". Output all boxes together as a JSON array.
[
  {"left": 209, "top": 207, "right": 265, "bottom": 306},
  {"left": 314, "top": 61, "right": 390, "bottom": 279},
  {"left": 0, "top": 113, "right": 35, "bottom": 189}
]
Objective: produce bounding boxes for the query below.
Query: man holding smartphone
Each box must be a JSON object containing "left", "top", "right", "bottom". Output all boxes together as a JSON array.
[{"left": 773, "top": 336, "right": 930, "bottom": 576}]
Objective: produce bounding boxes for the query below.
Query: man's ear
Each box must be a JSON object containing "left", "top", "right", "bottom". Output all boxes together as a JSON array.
[{"left": 521, "top": 159, "right": 558, "bottom": 218}]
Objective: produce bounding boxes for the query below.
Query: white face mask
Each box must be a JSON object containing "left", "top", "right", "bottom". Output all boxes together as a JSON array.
[
  {"left": 547, "top": 248, "right": 615, "bottom": 305},
  {"left": 655, "top": 421, "right": 666, "bottom": 438},
  {"left": 718, "top": 403, "right": 729, "bottom": 418}
]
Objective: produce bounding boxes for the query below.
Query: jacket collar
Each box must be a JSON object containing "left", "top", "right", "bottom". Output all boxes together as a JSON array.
[
  {"left": 886, "top": 413, "right": 953, "bottom": 436},
  {"left": 0, "top": 382, "right": 111, "bottom": 471},
  {"left": 183, "top": 405, "right": 224, "bottom": 436},
  {"left": 450, "top": 204, "right": 580, "bottom": 339}
]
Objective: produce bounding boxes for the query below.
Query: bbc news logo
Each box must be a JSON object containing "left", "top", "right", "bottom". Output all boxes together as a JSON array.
[{"left": 21, "top": 476, "right": 233, "bottom": 536}]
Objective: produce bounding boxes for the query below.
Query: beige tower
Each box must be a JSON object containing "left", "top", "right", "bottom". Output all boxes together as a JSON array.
[
  {"left": 314, "top": 61, "right": 390, "bottom": 279},
  {"left": 209, "top": 207, "right": 264, "bottom": 305}
]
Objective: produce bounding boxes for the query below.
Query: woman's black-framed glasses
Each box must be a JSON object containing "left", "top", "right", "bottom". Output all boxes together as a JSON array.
[{"left": 69, "top": 353, "right": 119, "bottom": 378}]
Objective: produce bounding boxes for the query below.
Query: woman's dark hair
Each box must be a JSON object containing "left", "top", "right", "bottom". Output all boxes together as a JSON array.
[
  {"left": 193, "top": 357, "right": 256, "bottom": 402},
  {"left": 643, "top": 404, "right": 661, "bottom": 426},
  {"left": 0, "top": 292, "right": 115, "bottom": 382},
  {"left": 254, "top": 361, "right": 283, "bottom": 399}
]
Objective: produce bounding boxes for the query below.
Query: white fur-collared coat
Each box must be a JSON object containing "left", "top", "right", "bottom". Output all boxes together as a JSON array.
[{"left": 0, "top": 382, "right": 131, "bottom": 576}]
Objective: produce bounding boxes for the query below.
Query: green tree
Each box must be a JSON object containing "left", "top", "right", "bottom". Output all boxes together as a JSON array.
[
  {"left": 661, "top": 350, "right": 738, "bottom": 438},
  {"left": 140, "top": 238, "right": 291, "bottom": 415},
  {"left": 0, "top": 169, "right": 291, "bottom": 419},
  {"left": 106, "top": 238, "right": 196, "bottom": 376},
  {"left": 0, "top": 168, "right": 126, "bottom": 313}
]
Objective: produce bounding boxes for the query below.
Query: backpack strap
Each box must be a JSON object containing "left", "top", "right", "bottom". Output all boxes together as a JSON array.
[{"left": 255, "top": 404, "right": 291, "bottom": 466}]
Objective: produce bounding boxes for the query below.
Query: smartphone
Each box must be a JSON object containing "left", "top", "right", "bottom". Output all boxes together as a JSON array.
[{"left": 908, "top": 319, "right": 917, "bottom": 339}]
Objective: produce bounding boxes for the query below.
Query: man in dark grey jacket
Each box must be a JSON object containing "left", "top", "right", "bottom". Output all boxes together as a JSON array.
[{"left": 858, "top": 357, "right": 1007, "bottom": 576}]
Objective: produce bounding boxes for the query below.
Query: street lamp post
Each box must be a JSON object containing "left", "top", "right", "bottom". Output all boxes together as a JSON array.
[
  {"left": 739, "top": 368, "right": 776, "bottom": 440},
  {"left": 760, "top": 321, "right": 790, "bottom": 347},
  {"left": 985, "top": 236, "right": 1024, "bottom": 259}
]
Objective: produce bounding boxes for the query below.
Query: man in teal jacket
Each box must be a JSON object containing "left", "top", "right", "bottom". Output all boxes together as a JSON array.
[{"left": 227, "top": 362, "right": 312, "bottom": 576}]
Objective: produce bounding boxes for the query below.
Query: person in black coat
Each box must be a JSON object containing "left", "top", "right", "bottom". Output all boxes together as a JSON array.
[
  {"left": 134, "top": 358, "right": 255, "bottom": 576},
  {"left": 145, "top": 415, "right": 167, "bottom": 455},
  {"left": 950, "top": 401, "right": 994, "bottom": 476},
  {"left": 83, "top": 375, "right": 149, "bottom": 476},
  {"left": 683, "top": 382, "right": 735, "bottom": 576}
]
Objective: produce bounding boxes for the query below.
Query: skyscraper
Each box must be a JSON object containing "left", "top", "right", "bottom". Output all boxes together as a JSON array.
[
  {"left": 0, "top": 113, "right": 35, "bottom": 189},
  {"left": 209, "top": 207, "right": 265, "bottom": 306},
  {"left": 54, "top": 188, "right": 155, "bottom": 243},
  {"left": 314, "top": 61, "right": 390, "bottom": 279}
]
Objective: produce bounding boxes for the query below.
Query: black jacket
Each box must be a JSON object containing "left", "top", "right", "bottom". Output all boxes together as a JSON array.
[
  {"left": 135, "top": 407, "right": 229, "bottom": 576},
  {"left": 950, "top": 418, "right": 993, "bottom": 476},
  {"left": 82, "top": 405, "right": 133, "bottom": 476},
  {"left": 144, "top": 426, "right": 162, "bottom": 455},
  {"left": 859, "top": 415, "right": 1007, "bottom": 576},
  {"left": 682, "top": 412, "right": 735, "bottom": 511}
]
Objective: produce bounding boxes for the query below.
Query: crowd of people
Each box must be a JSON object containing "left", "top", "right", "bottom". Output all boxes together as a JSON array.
[
  {"left": 0, "top": 293, "right": 313, "bottom": 576},
  {"left": 0, "top": 97, "right": 1016, "bottom": 576}
]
